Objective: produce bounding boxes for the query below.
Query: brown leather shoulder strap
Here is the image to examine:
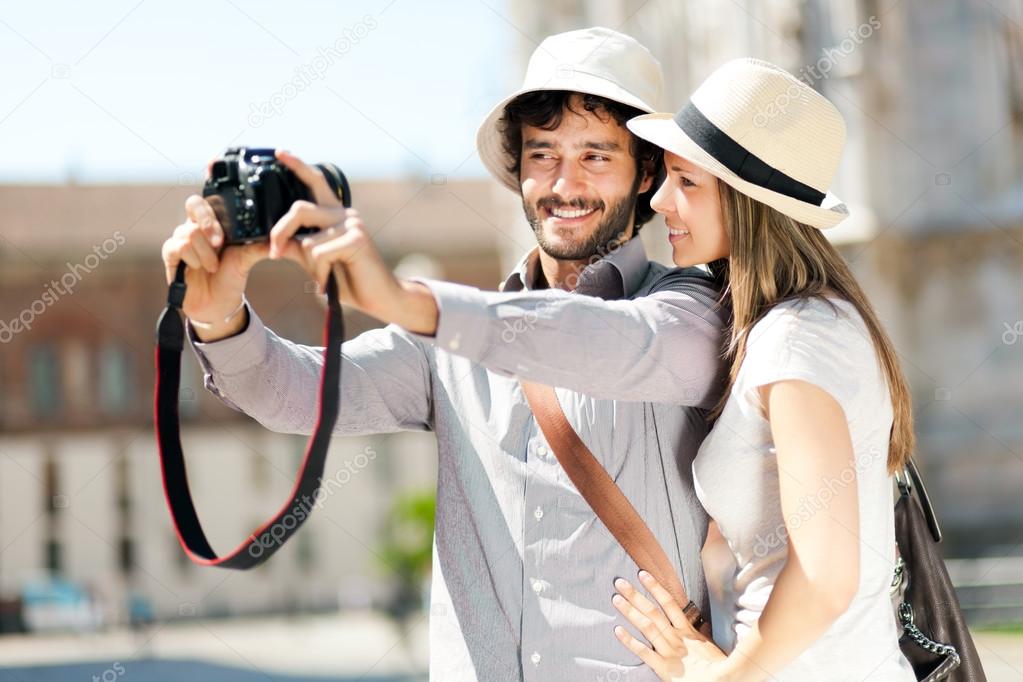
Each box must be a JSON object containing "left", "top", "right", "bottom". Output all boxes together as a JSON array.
[{"left": 520, "top": 380, "right": 709, "bottom": 635}]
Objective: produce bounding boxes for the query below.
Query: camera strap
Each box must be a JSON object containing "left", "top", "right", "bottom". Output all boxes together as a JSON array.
[
  {"left": 520, "top": 380, "right": 709, "bottom": 637},
  {"left": 154, "top": 261, "right": 343, "bottom": 569}
]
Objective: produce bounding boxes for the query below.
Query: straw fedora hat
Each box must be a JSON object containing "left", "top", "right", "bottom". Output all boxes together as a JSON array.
[
  {"left": 476, "top": 26, "right": 663, "bottom": 193},
  {"left": 627, "top": 58, "right": 850, "bottom": 229}
]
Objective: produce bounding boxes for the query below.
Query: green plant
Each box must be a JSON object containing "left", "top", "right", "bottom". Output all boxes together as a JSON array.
[{"left": 376, "top": 489, "right": 435, "bottom": 618}]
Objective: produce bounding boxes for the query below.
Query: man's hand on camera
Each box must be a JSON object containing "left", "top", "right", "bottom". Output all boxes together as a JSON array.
[
  {"left": 161, "top": 194, "right": 268, "bottom": 342},
  {"left": 270, "top": 151, "right": 440, "bottom": 336}
]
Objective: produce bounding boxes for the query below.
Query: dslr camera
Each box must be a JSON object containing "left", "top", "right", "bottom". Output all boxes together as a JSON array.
[{"left": 203, "top": 147, "right": 351, "bottom": 245}]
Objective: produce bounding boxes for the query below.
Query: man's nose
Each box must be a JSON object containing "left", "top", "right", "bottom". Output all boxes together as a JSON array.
[{"left": 551, "top": 162, "right": 586, "bottom": 198}]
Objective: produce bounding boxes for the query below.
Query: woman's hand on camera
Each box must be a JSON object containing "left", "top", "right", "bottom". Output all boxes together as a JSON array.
[
  {"left": 269, "top": 151, "right": 439, "bottom": 335},
  {"left": 161, "top": 194, "right": 268, "bottom": 341}
]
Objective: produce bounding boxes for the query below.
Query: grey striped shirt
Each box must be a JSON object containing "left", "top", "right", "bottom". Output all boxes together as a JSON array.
[{"left": 188, "top": 235, "right": 727, "bottom": 681}]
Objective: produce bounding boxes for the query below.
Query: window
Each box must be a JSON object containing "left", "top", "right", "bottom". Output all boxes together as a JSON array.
[
  {"left": 118, "top": 537, "right": 135, "bottom": 576},
  {"left": 99, "top": 344, "right": 132, "bottom": 415},
  {"left": 63, "top": 341, "right": 90, "bottom": 413},
  {"left": 114, "top": 455, "right": 133, "bottom": 576},
  {"left": 45, "top": 540, "right": 62, "bottom": 575},
  {"left": 43, "top": 456, "right": 63, "bottom": 576},
  {"left": 29, "top": 345, "right": 62, "bottom": 418},
  {"left": 114, "top": 455, "right": 131, "bottom": 514}
]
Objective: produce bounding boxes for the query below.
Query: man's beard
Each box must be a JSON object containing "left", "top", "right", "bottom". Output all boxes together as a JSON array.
[{"left": 523, "top": 174, "right": 641, "bottom": 261}]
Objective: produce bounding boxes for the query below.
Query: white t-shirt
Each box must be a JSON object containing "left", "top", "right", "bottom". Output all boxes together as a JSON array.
[{"left": 693, "top": 297, "right": 915, "bottom": 681}]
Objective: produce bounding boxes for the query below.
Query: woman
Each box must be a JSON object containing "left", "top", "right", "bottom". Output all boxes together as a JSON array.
[{"left": 610, "top": 59, "right": 917, "bottom": 681}]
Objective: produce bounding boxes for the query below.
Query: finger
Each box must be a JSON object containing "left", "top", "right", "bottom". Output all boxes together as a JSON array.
[
  {"left": 303, "top": 229, "right": 355, "bottom": 287},
  {"left": 307, "top": 228, "right": 364, "bottom": 275},
  {"left": 298, "top": 224, "right": 343, "bottom": 248},
  {"left": 172, "top": 221, "right": 193, "bottom": 240},
  {"left": 614, "top": 625, "right": 664, "bottom": 673},
  {"left": 327, "top": 262, "right": 354, "bottom": 299},
  {"left": 187, "top": 223, "right": 220, "bottom": 272},
  {"left": 344, "top": 212, "right": 364, "bottom": 231},
  {"left": 202, "top": 221, "right": 223, "bottom": 249},
  {"left": 612, "top": 592, "right": 678, "bottom": 657},
  {"left": 293, "top": 226, "right": 340, "bottom": 278},
  {"left": 269, "top": 200, "right": 345, "bottom": 258},
  {"left": 275, "top": 150, "right": 340, "bottom": 207},
  {"left": 173, "top": 218, "right": 222, "bottom": 254},
  {"left": 615, "top": 578, "right": 674, "bottom": 635},
  {"left": 315, "top": 254, "right": 332, "bottom": 292},
  {"left": 638, "top": 571, "right": 694, "bottom": 632},
  {"left": 184, "top": 194, "right": 213, "bottom": 224},
  {"left": 204, "top": 156, "right": 218, "bottom": 180},
  {"left": 292, "top": 233, "right": 327, "bottom": 286},
  {"left": 162, "top": 236, "right": 185, "bottom": 284},
  {"left": 184, "top": 195, "right": 224, "bottom": 247},
  {"left": 162, "top": 235, "right": 196, "bottom": 269},
  {"left": 178, "top": 243, "right": 201, "bottom": 271},
  {"left": 274, "top": 237, "right": 308, "bottom": 268}
]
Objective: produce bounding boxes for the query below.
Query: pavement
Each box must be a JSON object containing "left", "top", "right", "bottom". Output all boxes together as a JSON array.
[
  {"left": 0, "top": 611, "right": 1021, "bottom": 681},
  {"left": 0, "top": 610, "right": 428, "bottom": 681}
]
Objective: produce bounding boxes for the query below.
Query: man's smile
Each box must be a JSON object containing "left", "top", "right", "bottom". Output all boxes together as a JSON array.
[{"left": 542, "top": 204, "right": 602, "bottom": 226}]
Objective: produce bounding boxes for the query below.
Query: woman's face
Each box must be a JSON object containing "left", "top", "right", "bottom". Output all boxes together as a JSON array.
[{"left": 650, "top": 151, "right": 731, "bottom": 267}]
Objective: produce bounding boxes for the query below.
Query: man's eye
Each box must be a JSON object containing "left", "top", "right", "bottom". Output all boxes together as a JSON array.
[
  {"left": 531, "top": 153, "right": 555, "bottom": 160},
  {"left": 587, "top": 154, "right": 610, "bottom": 162}
]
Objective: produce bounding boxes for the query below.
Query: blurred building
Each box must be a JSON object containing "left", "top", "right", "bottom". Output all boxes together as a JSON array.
[{"left": 0, "top": 176, "right": 514, "bottom": 626}]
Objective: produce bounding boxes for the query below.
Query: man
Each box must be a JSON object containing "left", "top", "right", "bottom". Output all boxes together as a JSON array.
[{"left": 162, "top": 27, "right": 726, "bottom": 681}]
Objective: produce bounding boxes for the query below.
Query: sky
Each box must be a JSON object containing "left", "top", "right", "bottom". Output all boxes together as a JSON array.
[{"left": 0, "top": 0, "right": 517, "bottom": 183}]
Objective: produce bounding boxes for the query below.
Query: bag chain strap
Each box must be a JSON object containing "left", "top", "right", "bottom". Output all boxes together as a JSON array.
[{"left": 891, "top": 556, "right": 961, "bottom": 663}]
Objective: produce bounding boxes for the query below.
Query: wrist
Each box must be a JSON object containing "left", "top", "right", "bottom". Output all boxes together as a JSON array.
[
  {"left": 190, "top": 295, "right": 248, "bottom": 342},
  {"left": 713, "top": 655, "right": 760, "bottom": 682},
  {"left": 711, "top": 660, "right": 732, "bottom": 682}
]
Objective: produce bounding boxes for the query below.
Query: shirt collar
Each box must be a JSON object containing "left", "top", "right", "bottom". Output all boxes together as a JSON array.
[{"left": 498, "top": 236, "right": 651, "bottom": 301}]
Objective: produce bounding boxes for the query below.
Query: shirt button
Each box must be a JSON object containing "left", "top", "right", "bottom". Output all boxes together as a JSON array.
[
  {"left": 531, "top": 579, "right": 544, "bottom": 594},
  {"left": 448, "top": 332, "right": 462, "bottom": 351},
  {"left": 536, "top": 444, "right": 548, "bottom": 456},
  {"left": 533, "top": 506, "right": 544, "bottom": 521},
  {"left": 530, "top": 651, "right": 541, "bottom": 665}
]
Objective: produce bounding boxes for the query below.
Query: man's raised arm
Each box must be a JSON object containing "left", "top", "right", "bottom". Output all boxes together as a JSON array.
[{"left": 188, "top": 305, "right": 433, "bottom": 436}]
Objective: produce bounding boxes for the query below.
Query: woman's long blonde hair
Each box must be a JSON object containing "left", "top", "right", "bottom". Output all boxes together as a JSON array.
[{"left": 709, "top": 181, "right": 914, "bottom": 474}]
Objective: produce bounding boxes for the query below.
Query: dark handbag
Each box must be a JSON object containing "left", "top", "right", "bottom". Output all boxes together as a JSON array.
[{"left": 892, "top": 459, "right": 986, "bottom": 681}]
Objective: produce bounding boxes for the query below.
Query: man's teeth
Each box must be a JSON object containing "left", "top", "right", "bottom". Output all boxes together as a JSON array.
[
  {"left": 669, "top": 228, "right": 691, "bottom": 236},
  {"left": 550, "top": 207, "right": 595, "bottom": 219}
]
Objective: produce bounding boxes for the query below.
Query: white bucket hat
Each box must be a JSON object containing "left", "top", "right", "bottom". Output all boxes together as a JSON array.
[
  {"left": 476, "top": 26, "right": 663, "bottom": 193},
  {"left": 627, "top": 58, "right": 850, "bottom": 229}
]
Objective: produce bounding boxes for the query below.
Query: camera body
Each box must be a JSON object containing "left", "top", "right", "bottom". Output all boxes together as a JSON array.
[{"left": 202, "top": 147, "right": 350, "bottom": 246}]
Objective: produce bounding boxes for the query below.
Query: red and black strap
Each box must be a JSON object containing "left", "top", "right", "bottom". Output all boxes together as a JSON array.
[{"left": 154, "top": 261, "right": 343, "bottom": 569}]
